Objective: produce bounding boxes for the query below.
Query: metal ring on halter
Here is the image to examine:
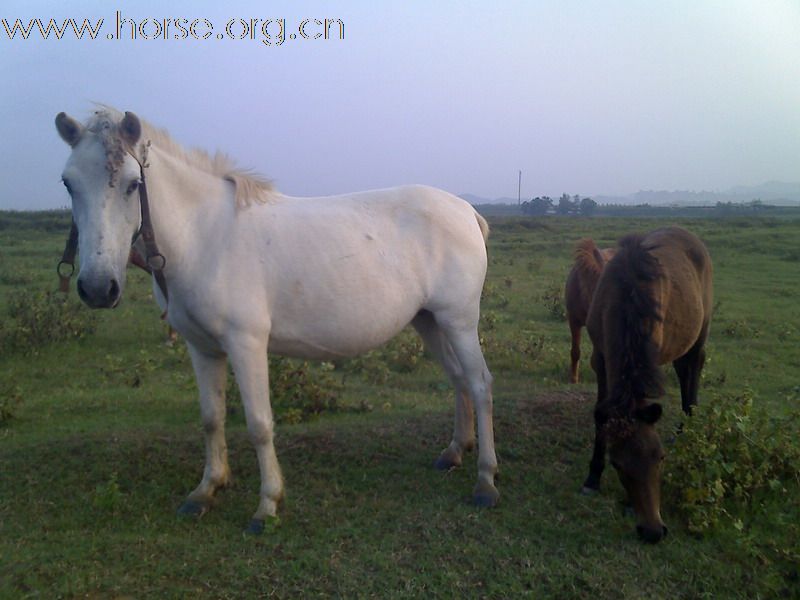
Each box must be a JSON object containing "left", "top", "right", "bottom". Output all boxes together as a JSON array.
[
  {"left": 147, "top": 253, "right": 166, "bottom": 271},
  {"left": 57, "top": 260, "right": 75, "bottom": 279}
]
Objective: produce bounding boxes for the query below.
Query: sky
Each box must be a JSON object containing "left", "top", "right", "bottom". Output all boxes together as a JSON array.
[{"left": 1, "top": 0, "right": 799, "bottom": 210}]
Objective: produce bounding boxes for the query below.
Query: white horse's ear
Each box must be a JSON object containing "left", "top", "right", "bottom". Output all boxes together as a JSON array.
[
  {"left": 55, "top": 112, "right": 83, "bottom": 147},
  {"left": 119, "top": 111, "right": 142, "bottom": 147}
]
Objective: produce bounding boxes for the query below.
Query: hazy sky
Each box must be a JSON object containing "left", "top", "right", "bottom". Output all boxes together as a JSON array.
[{"left": 2, "top": 0, "right": 799, "bottom": 209}]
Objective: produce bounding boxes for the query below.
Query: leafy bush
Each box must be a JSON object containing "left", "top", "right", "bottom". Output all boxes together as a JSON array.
[
  {"left": 0, "top": 290, "right": 95, "bottom": 354},
  {"left": 540, "top": 284, "right": 566, "bottom": 321},
  {"left": 720, "top": 319, "right": 761, "bottom": 338},
  {"left": 664, "top": 389, "right": 800, "bottom": 533},
  {"left": 380, "top": 330, "right": 425, "bottom": 373},
  {"left": 0, "top": 381, "right": 22, "bottom": 426},
  {"left": 0, "top": 266, "right": 33, "bottom": 285},
  {"left": 101, "top": 350, "right": 159, "bottom": 388},
  {"left": 92, "top": 472, "right": 124, "bottom": 513},
  {"left": 337, "top": 328, "right": 425, "bottom": 382},
  {"left": 481, "top": 310, "right": 499, "bottom": 331},
  {"left": 226, "top": 357, "right": 342, "bottom": 424}
]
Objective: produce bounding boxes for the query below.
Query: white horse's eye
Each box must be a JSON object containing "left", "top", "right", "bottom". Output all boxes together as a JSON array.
[{"left": 126, "top": 181, "right": 140, "bottom": 196}]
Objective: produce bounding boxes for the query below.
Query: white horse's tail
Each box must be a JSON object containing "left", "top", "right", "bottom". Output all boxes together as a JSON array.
[{"left": 474, "top": 211, "right": 490, "bottom": 244}]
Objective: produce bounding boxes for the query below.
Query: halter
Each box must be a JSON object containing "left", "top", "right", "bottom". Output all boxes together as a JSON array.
[{"left": 57, "top": 141, "right": 169, "bottom": 313}]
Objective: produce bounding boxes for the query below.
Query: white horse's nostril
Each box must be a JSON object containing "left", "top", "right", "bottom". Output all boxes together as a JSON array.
[
  {"left": 76, "top": 276, "right": 121, "bottom": 308},
  {"left": 108, "top": 279, "right": 121, "bottom": 304},
  {"left": 76, "top": 278, "right": 89, "bottom": 303}
]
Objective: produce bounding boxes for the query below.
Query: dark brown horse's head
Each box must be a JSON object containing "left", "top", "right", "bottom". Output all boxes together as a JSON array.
[{"left": 605, "top": 403, "right": 667, "bottom": 543}]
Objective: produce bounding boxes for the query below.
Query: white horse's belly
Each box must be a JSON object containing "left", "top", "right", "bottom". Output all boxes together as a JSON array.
[
  {"left": 267, "top": 326, "right": 405, "bottom": 360},
  {"left": 267, "top": 291, "right": 423, "bottom": 360}
]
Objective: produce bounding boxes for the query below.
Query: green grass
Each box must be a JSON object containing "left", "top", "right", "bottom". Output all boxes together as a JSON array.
[{"left": 1, "top": 213, "right": 799, "bottom": 598}]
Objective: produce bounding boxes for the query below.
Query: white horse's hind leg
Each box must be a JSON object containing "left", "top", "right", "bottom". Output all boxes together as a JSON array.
[
  {"left": 438, "top": 322, "right": 499, "bottom": 507},
  {"left": 178, "top": 346, "right": 231, "bottom": 517},
  {"left": 411, "top": 311, "right": 475, "bottom": 470},
  {"left": 227, "top": 338, "right": 284, "bottom": 533}
]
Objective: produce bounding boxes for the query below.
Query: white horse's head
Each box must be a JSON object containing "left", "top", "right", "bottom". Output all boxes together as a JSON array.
[{"left": 56, "top": 110, "right": 143, "bottom": 308}]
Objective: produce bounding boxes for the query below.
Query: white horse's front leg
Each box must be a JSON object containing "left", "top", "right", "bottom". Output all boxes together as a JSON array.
[
  {"left": 227, "top": 338, "right": 284, "bottom": 533},
  {"left": 178, "top": 345, "right": 231, "bottom": 518}
]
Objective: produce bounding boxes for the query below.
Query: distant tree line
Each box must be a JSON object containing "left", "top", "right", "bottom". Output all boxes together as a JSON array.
[
  {"left": 521, "top": 193, "right": 598, "bottom": 216},
  {"left": 511, "top": 196, "right": 799, "bottom": 218}
]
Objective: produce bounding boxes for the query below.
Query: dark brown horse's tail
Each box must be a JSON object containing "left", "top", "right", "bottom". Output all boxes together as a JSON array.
[
  {"left": 603, "top": 234, "right": 665, "bottom": 416},
  {"left": 573, "top": 238, "right": 606, "bottom": 276}
]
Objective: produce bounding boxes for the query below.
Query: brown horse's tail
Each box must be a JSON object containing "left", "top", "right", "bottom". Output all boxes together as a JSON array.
[
  {"left": 573, "top": 238, "right": 606, "bottom": 276},
  {"left": 602, "top": 235, "right": 665, "bottom": 416}
]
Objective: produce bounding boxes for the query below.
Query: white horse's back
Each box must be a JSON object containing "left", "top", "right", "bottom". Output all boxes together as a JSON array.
[{"left": 194, "top": 185, "right": 488, "bottom": 360}]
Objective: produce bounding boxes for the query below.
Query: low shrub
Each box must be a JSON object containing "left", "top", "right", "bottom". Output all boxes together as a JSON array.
[
  {"left": 540, "top": 284, "right": 566, "bottom": 321},
  {"left": 0, "top": 381, "right": 22, "bottom": 425},
  {"left": 0, "top": 289, "right": 95, "bottom": 354},
  {"left": 664, "top": 389, "right": 800, "bottom": 534},
  {"left": 336, "top": 328, "right": 425, "bottom": 382},
  {"left": 226, "top": 357, "right": 342, "bottom": 424}
]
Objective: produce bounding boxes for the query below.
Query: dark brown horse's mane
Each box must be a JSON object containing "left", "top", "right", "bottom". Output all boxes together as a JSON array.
[
  {"left": 601, "top": 234, "right": 666, "bottom": 419},
  {"left": 573, "top": 238, "right": 605, "bottom": 276}
]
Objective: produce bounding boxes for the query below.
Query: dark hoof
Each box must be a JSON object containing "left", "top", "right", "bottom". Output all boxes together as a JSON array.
[
  {"left": 246, "top": 518, "right": 265, "bottom": 535},
  {"left": 177, "top": 500, "right": 208, "bottom": 519},
  {"left": 245, "top": 516, "right": 280, "bottom": 535},
  {"left": 472, "top": 483, "right": 500, "bottom": 508},
  {"left": 434, "top": 454, "right": 460, "bottom": 471},
  {"left": 580, "top": 485, "right": 599, "bottom": 496},
  {"left": 637, "top": 524, "right": 668, "bottom": 544}
]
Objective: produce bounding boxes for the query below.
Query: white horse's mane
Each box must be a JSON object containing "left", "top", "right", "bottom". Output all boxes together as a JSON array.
[{"left": 88, "top": 105, "right": 275, "bottom": 206}]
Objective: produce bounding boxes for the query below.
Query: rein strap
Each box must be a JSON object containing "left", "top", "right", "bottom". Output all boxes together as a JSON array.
[
  {"left": 57, "top": 221, "right": 79, "bottom": 293},
  {"left": 135, "top": 160, "right": 169, "bottom": 306}
]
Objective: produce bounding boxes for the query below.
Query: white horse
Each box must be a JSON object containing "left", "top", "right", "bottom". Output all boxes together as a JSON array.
[{"left": 55, "top": 107, "right": 498, "bottom": 532}]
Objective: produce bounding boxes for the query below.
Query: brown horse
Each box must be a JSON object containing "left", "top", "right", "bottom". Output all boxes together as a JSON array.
[
  {"left": 565, "top": 239, "right": 615, "bottom": 383},
  {"left": 580, "top": 226, "right": 713, "bottom": 543}
]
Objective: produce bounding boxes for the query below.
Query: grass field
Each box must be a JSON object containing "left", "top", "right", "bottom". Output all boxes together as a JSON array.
[{"left": 1, "top": 211, "right": 799, "bottom": 598}]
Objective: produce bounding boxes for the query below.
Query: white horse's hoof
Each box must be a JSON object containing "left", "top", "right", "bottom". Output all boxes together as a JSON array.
[
  {"left": 245, "top": 516, "right": 280, "bottom": 535},
  {"left": 177, "top": 500, "right": 209, "bottom": 518},
  {"left": 472, "top": 482, "right": 500, "bottom": 508}
]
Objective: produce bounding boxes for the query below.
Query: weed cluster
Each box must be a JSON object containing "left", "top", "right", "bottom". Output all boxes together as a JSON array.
[
  {"left": 0, "top": 380, "right": 22, "bottom": 425},
  {"left": 540, "top": 284, "right": 566, "bottom": 321},
  {"left": 92, "top": 472, "right": 124, "bottom": 513},
  {"left": 226, "top": 357, "right": 343, "bottom": 425},
  {"left": 0, "top": 290, "right": 95, "bottom": 354},
  {"left": 664, "top": 389, "right": 800, "bottom": 534},
  {"left": 336, "top": 328, "right": 425, "bottom": 384}
]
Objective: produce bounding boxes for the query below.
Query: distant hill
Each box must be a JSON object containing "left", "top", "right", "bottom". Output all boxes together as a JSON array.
[
  {"left": 461, "top": 182, "right": 800, "bottom": 207},
  {"left": 459, "top": 193, "right": 519, "bottom": 205},
  {"left": 595, "top": 182, "right": 800, "bottom": 206}
]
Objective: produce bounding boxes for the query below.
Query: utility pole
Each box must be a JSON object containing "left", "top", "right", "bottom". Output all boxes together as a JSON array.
[{"left": 518, "top": 170, "right": 522, "bottom": 205}]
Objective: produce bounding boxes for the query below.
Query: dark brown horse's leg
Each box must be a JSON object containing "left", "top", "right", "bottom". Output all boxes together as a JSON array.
[
  {"left": 673, "top": 335, "right": 707, "bottom": 415},
  {"left": 582, "top": 351, "right": 607, "bottom": 493},
  {"left": 582, "top": 410, "right": 606, "bottom": 493},
  {"left": 569, "top": 318, "right": 582, "bottom": 384}
]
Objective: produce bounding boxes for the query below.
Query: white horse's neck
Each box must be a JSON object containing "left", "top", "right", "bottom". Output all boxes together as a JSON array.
[{"left": 143, "top": 145, "right": 232, "bottom": 276}]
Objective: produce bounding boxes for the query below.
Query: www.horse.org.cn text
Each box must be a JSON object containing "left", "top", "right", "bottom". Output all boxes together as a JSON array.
[{"left": 1, "top": 12, "right": 345, "bottom": 46}]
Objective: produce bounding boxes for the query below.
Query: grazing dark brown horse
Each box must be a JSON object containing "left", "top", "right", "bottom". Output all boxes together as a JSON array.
[
  {"left": 565, "top": 239, "right": 615, "bottom": 383},
  {"left": 580, "top": 226, "right": 713, "bottom": 543}
]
